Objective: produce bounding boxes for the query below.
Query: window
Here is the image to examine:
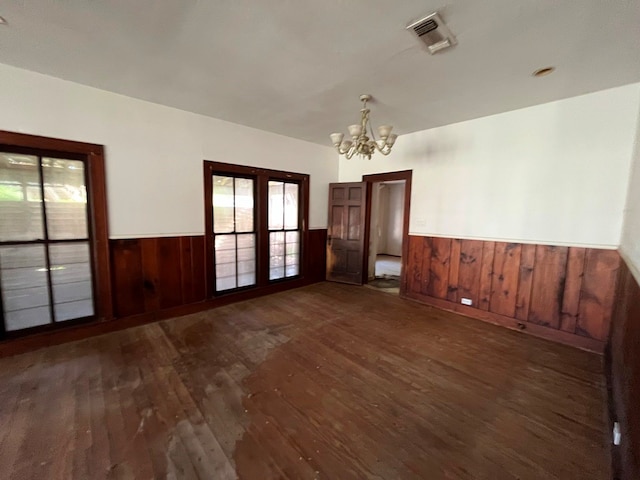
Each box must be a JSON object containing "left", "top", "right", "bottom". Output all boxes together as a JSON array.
[
  {"left": 212, "top": 175, "right": 256, "bottom": 292},
  {"left": 204, "top": 162, "right": 308, "bottom": 296},
  {"left": 0, "top": 131, "right": 111, "bottom": 337},
  {"left": 268, "top": 181, "right": 300, "bottom": 280}
]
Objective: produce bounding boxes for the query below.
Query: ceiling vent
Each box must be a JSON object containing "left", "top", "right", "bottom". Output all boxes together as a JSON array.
[{"left": 406, "top": 12, "right": 456, "bottom": 55}]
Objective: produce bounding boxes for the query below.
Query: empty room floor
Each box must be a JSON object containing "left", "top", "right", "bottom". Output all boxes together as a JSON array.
[{"left": 0, "top": 283, "right": 608, "bottom": 479}]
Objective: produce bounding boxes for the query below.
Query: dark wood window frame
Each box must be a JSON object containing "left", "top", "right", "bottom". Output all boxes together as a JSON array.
[
  {"left": 0, "top": 130, "right": 112, "bottom": 338},
  {"left": 203, "top": 161, "right": 309, "bottom": 298}
]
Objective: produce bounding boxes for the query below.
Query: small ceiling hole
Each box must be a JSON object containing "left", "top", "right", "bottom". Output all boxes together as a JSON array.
[{"left": 533, "top": 67, "right": 555, "bottom": 77}]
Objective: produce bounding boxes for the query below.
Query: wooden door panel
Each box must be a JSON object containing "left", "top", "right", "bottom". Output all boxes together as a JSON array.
[
  {"left": 326, "top": 182, "right": 367, "bottom": 285},
  {"left": 347, "top": 250, "right": 361, "bottom": 273},
  {"left": 331, "top": 206, "right": 344, "bottom": 237},
  {"left": 348, "top": 186, "right": 362, "bottom": 201},
  {"left": 332, "top": 248, "right": 347, "bottom": 272},
  {"left": 347, "top": 206, "right": 362, "bottom": 240},
  {"left": 332, "top": 187, "right": 346, "bottom": 201}
]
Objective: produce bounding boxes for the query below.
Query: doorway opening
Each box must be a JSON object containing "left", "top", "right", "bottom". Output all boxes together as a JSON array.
[
  {"left": 362, "top": 170, "right": 412, "bottom": 296},
  {"left": 367, "top": 180, "right": 405, "bottom": 293}
]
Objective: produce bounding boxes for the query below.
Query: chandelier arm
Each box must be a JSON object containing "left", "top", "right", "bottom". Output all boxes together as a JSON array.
[
  {"left": 345, "top": 148, "right": 356, "bottom": 160},
  {"left": 368, "top": 123, "right": 392, "bottom": 155}
]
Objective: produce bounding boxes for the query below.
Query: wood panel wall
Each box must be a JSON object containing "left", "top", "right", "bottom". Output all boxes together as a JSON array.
[
  {"left": 0, "top": 229, "right": 327, "bottom": 357},
  {"left": 405, "top": 235, "right": 621, "bottom": 352},
  {"left": 608, "top": 260, "right": 640, "bottom": 480},
  {"left": 111, "top": 236, "right": 207, "bottom": 317},
  {"left": 111, "top": 229, "right": 328, "bottom": 318}
]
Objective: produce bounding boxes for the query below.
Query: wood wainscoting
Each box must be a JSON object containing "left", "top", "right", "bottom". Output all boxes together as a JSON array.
[
  {"left": 403, "top": 235, "right": 621, "bottom": 353},
  {"left": 111, "top": 229, "right": 328, "bottom": 318},
  {"left": 111, "top": 236, "right": 207, "bottom": 317},
  {"left": 0, "top": 229, "right": 327, "bottom": 357},
  {"left": 608, "top": 259, "right": 640, "bottom": 480}
]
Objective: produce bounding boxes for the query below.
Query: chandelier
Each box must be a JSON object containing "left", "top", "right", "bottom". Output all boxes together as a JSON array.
[{"left": 330, "top": 94, "right": 397, "bottom": 160}]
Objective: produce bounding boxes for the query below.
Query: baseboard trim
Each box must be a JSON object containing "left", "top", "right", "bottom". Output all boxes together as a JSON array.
[{"left": 402, "top": 290, "right": 605, "bottom": 354}]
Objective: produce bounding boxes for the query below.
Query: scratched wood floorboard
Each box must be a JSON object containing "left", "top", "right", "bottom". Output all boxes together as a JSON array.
[{"left": 0, "top": 282, "right": 609, "bottom": 479}]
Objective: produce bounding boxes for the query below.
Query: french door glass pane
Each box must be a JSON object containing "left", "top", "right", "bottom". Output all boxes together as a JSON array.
[
  {"left": 268, "top": 181, "right": 284, "bottom": 230},
  {"left": 269, "top": 232, "right": 285, "bottom": 280},
  {"left": 0, "top": 245, "right": 52, "bottom": 331},
  {"left": 42, "top": 158, "right": 89, "bottom": 240},
  {"left": 237, "top": 234, "right": 256, "bottom": 287},
  {"left": 285, "top": 231, "right": 300, "bottom": 277},
  {"left": 269, "top": 180, "right": 300, "bottom": 281},
  {"left": 213, "top": 174, "right": 256, "bottom": 293},
  {"left": 269, "top": 231, "right": 300, "bottom": 279},
  {"left": 284, "top": 183, "right": 299, "bottom": 229},
  {"left": 213, "top": 175, "right": 234, "bottom": 233},
  {"left": 0, "top": 152, "right": 95, "bottom": 333},
  {"left": 49, "top": 242, "right": 94, "bottom": 321},
  {"left": 0, "top": 153, "right": 44, "bottom": 241},
  {"left": 234, "top": 178, "right": 254, "bottom": 233},
  {"left": 215, "top": 235, "right": 236, "bottom": 291},
  {"left": 215, "top": 233, "right": 257, "bottom": 291}
]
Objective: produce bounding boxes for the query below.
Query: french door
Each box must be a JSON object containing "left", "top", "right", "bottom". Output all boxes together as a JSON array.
[
  {"left": 212, "top": 174, "right": 257, "bottom": 292},
  {"left": 268, "top": 180, "right": 301, "bottom": 280},
  {"left": 0, "top": 150, "right": 95, "bottom": 334},
  {"left": 204, "top": 162, "right": 308, "bottom": 296}
]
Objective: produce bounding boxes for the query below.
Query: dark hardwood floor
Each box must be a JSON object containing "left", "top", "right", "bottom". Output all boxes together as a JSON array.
[{"left": 0, "top": 282, "right": 609, "bottom": 479}]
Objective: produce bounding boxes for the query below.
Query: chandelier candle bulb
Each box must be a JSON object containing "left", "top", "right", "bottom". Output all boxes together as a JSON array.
[
  {"left": 330, "top": 94, "right": 397, "bottom": 159},
  {"left": 330, "top": 133, "right": 344, "bottom": 146},
  {"left": 378, "top": 125, "right": 393, "bottom": 139},
  {"left": 348, "top": 124, "right": 363, "bottom": 137}
]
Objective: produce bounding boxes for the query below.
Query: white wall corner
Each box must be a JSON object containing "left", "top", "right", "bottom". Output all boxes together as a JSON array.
[{"left": 619, "top": 94, "right": 640, "bottom": 282}]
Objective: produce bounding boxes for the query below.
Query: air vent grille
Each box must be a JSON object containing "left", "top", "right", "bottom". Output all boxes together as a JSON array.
[
  {"left": 413, "top": 19, "right": 438, "bottom": 37},
  {"left": 406, "top": 12, "right": 456, "bottom": 55}
]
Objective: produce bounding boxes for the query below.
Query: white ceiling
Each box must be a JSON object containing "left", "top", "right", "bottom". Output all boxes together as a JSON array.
[{"left": 0, "top": 1, "right": 639, "bottom": 146}]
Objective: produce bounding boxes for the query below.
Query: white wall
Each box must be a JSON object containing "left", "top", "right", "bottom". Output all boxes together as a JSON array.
[
  {"left": 340, "top": 83, "right": 640, "bottom": 249},
  {"left": 0, "top": 63, "right": 338, "bottom": 237},
  {"left": 620, "top": 102, "right": 640, "bottom": 280}
]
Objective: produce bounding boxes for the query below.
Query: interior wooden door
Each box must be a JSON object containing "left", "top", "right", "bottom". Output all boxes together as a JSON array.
[{"left": 326, "top": 182, "right": 367, "bottom": 285}]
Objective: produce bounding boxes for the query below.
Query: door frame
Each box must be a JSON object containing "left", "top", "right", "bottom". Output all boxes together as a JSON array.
[{"left": 362, "top": 170, "right": 412, "bottom": 295}]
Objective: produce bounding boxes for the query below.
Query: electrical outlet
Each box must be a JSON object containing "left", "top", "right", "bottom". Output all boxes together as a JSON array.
[
  {"left": 461, "top": 298, "right": 472, "bottom": 306},
  {"left": 613, "top": 422, "right": 621, "bottom": 446}
]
